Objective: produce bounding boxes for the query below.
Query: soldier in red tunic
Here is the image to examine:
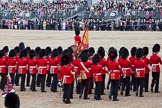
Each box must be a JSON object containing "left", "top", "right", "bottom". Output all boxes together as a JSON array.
[
  {"left": 129, "top": 47, "right": 137, "bottom": 91},
  {"left": 120, "top": 48, "right": 132, "bottom": 96},
  {"left": 74, "top": 27, "right": 81, "bottom": 48},
  {"left": 28, "top": 50, "right": 37, "bottom": 91},
  {"left": 91, "top": 54, "right": 103, "bottom": 100},
  {"left": 150, "top": 44, "right": 162, "bottom": 93},
  {"left": 49, "top": 49, "right": 59, "bottom": 92},
  {"left": 35, "top": 47, "right": 41, "bottom": 87},
  {"left": 0, "top": 50, "right": 7, "bottom": 90},
  {"left": 78, "top": 50, "right": 92, "bottom": 100},
  {"left": 59, "top": 54, "right": 73, "bottom": 104},
  {"left": 25, "top": 47, "right": 31, "bottom": 87},
  {"left": 107, "top": 48, "right": 120, "bottom": 101},
  {"left": 37, "top": 49, "right": 47, "bottom": 92},
  {"left": 8, "top": 49, "right": 17, "bottom": 85},
  {"left": 142, "top": 47, "right": 150, "bottom": 92},
  {"left": 46, "top": 46, "right": 52, "bottom": 87},
  {"left": 97, "top": 46, "right": 107, "bottom": 95},
  {"left": 134, "top": 48, "right": 149, "bottom": 97},
  {"left": 14, "top": 46, "right": 20, "bottom": 86},
  {"left": 17, "top": 49, "right": 28, "bottom": 91}
]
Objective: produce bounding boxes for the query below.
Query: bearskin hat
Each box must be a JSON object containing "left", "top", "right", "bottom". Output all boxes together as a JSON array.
[
  {"left": 88, "top": 47, "right": 95, "bottom": 57},
  {"left": 9, "top": 49, "right": 16, "bottom": 58},
  {"left": 131, "top": 47, "right": 137, "bottom": 56},
  {"left": 121, "top": 47, "right": 129, "bottom": 59},
  {"left": 97, "top": 46, "right": 105, "bottom": 59},
  {"left": 26, "top": 47, "right": 31, "bottom": 55},
  {"left": 136, "top": 48, "right": 144, "bottom": 59},
  {"left": 108, "top": 47, "right": 114, "bottom": 56},
  {"left": 62, "top": 49, "right": 70, "bottom": 56},
  {"left": 143, "top": 47, "right": 149, "bottom": 56},
  {"left": 3, "top": 46, "right": 9, "bottom": 54},
  {"left": 19, "top": 42, "right": 25, "bottom": 53},
  {"left": 61, "top": 54, "right": 72, "bottom": 66},
  {"left": 109, "top": 48, "right": 118, "bottom": 61},
  {"left": 14, "top": 46, "right": 19, "bottom": 55},
  {"left": 4, "top": 93, "right": 20, "bottom": 108},
  {"left": 39, "top": 49, "right": 46, "bottom": 58},
  {"left": 152, "top": 44, "right": 160, "bottom": 53},
  {"left": 75, "top": 26, "right": 80, "bottom": 36},
  {"left": 35, "top": 47, "right": 41, "bottom": 56},
  {"left": 46, "top": 46, "right": 52, "bottom": 56},
  {"left": 51, "top": 49, "right": 58, "bottom": 58},
  {"left": 29, "top": 50, "right": 36, "bottom": 59},
  {"left": 92, "top": 54, "right": 100, "bottom": 64},
  {"left": 0, "top": 50, "right": 4, "bottom": 58},
  {"left": 119, "top": 47, "right": 125, "bottom": 57},
  {"left": 79, "top": 49, "right": 89, "bottom": 62},
  {"left": 57, "top": 46, "right": 63, "bottom": 55},
  {"left": 20, "top": 49, "right": 27, "bottom": 58}
]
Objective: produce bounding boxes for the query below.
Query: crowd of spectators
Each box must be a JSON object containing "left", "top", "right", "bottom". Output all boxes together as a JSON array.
[{"left": 1, "top": 0, "right": 162, "bottom": 31}]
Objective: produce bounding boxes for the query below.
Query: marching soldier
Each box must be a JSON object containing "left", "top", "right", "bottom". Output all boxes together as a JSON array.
[
  {"left": 59, "top": 54, "right": 73, "bottom": 104},
  {"left": 150, "top": 44, "right": 162, "bottom": 93},
  {"left": 35, "top": 47, "right": 41, "bottom": 87},
  {"left": 129, "top": 47, "right": 137, "bottom": 91},
  {"left": 107, "top": 48, "right": 120, "bottom": 101},
  {"left": 97, "top": 47, "right": 107, "bottom": 95},
  {"left": 8, "top": 49, "right": 17, "bottom": 85},
  {"left": 91, "top": 54, "right": 102, "bottom": 100},
  {"left": 120, "top": 48, "right": 132, "bottom": 96},
  {"left": 46, "top": 47, "right": 52, "bottom": 87},
  {"left": 134, "top": 48, "right": 149, "bottom": 97},
  {"left": 49, "top": 49, "right": 59, "bottom": 92},
  {"left": 37, "top": 49, "right": 47, "bottom": 92},
  {"left": 142, "top": 47, "right": 150, "bottom": 92},
  {"left": 25, "top": 47, "right": 30, "bottom": 87},
  {"left": 28, "top": 50, "right": 37, "bottom": 91},
  {"left": 17, "top": 49, "right": 28, "bottom": 91},
  {"left": 0, "top": 50, "right": 7, "bottom": 90}
]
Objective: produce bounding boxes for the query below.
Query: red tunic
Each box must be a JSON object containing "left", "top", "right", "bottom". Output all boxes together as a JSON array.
[
  {"left": 134, "top": 59, "right": 148, "bottom": 78},
  {"left": 46, "top": 56, "right": 50, "bottom": 71},
  {"left": 119, "top": 59, "right": 132, "bottom": 77},
  {"left": 72, "top": 59, "right": 80, "bottom": 76},
  {"left": 37, "top": 58, "right": 47, "bottom": 75},
  {"left": 17, "top": 58, "right": 27, "bottom": 74},
  {"left": 129, "top": 56, "right": 136, "bottom": 73},
  {"left": 74, "top": 35, "right": 81, "bottom": 47},
  {"left": 49, "top": 58, "right": 58, "bottom": 74},
  {"left": 91, "top": 64, "right": 103, "bottom": 82},
  {"left": 0, "top": 58, "right": 7, "bottom": 74},
  {"left": 8, "top": 57, "right": 17, "bottom": 74},
  {"left": 142, "top": 57, "right": 150, "bottom": 74},
  {"left": 59, "top": 65, "right": 74, "bottom": 84},
  {"left": 28, "top": 57, "right": 38, "bottom": 74},
  {"left": 107, "top": 61, "right": 120, "bottom": 80},
  {"left": 150, "top": 53, "right": 162, "bottom": 72},
  {"left": 99, "top": 58, "right": 107, "bottom": 75}
]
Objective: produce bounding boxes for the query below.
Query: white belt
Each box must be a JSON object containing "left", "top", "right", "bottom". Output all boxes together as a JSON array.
[
  {"left": 30, "top": 66, "right": 36, "bottom": 68},
  {"left": 74, "top": 66, "right": 78, "bottom": 69},
  {"left": 122, "top": 68, "right": 130, "bottom": 71},
  {"left": 112, "top": 70, "right": 119, "bottom": 72},
  {"left": 39, "top": 66, "right": 47, "bottom": 68},
  {"left": 19, "top": 66, "right": 26, "bottom": 68},
  {"left": 0, "top": 65, "right": 6, "bottom": 68},
  {"left": 50, "top": 66, "right": 57, "bottom": 68},
  {"left": 96, "top": 73, "right": 102, "bottom": 75},
  {"left": 8, "top": 66, "right": 16, "bottom": 68},
  {"left": 152, "top": 64, "right": 159, "bottom": 66},
  {"left": 136, "top": 68, "right": 145, "bottom": 71},
  {"left": 64, "top": 75, "right": 70, "bottom": 78}
]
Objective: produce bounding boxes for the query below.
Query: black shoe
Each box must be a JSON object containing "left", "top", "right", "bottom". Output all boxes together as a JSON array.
[
  {"left": 79, "top": 95, "right": 82, "bottom": 99},
  {"left": 63, "top": 98, "right": 66, "bottom": 103},
  {"left": 139, "top": 95, "right": 144, "bottom": 97},
  {"left": 94, "top": 96, "right": 97, "bottom": 100},
  {"left": 101, "top": 93, "right": 106, "bottom": 95},
  {"left": 120, "top": 91, "right": 123, "bottom": 96},
  {"left": 84, "top": 97, "right": 90, "bottom": 100},
  {"left": 125, "top": 94, "right": 131, "bottom": 96},
  {"left": 20, "top": 88, "right": 26, "bottom": 91},
  {"left": 108, "top": 95, "right": 112, "bottom": 100},
  {"left": 145, "top": 90, "right": 149, "bottom": 92},
  {"left": 151, "top": 88, "right": 153, "bottom": 92},
  {"left": 113, "top": 99, "right": 119, "bottom": 101},
  {"left": 41, "top": 90, "right": 46, "bottom": 92},
  {"left": 155, "top": 91, "right": 160, "bottom": 93},
  {"left": 26, "top": 85, "right": 30, "bottom": 87},
  {"left": 65, "top": 101, "right": 71, "bottom": 104},
  {"left": 136, "top": 93, "right": 138, "bottom": 96},
  {"left": 96, "top": 97, "right": 102, "bottom": 100},
  {"left": 32, "top": 89, "right": 37, "bottom": 92}
]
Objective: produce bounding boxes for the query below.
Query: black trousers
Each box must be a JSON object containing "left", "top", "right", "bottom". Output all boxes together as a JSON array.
[
  {"left": 101, "top": 75, "right": 105, "bottom": 94},
  {"left": 80, "top": 79, "right": 90, "bottom": 98},
  {"left": 51, "top": 74, "right": 58, "bottom": 92},
  {"left": 0, "top": 73, "right": 6, "bottom": 90},
  {"left": 110, "top": 80, "right": 119, "bottom": 100},
  {"left": 121, "top": 77, "right": 130, "bottom": 95},
  {"left": 20, "top": 74, "right": 26, "bottom": 91},
  {"left": 36, "top": 74, "right": 41, "bottom": 87},
  {"left": 15, "top": 71, "right": 20, "bottom": 86},
  {"left": 89, "top": 76, "right": 93, "bottom": 94},
  {"left": 151, "top": 72, "right": 160, "bottom": 92},
  {"left": 40, "top": 74, "right": 46, "bottom": 91},
  {"left": 9, "top": 73, "right": 15, "bottom": 85},
  {"left": 76, "top": 82, "right": 81, "bottom": 94},
  {"left": 131, "top": 73, "right": 136, "bottom": 91},
  {"left": 95, "top": 81, "right": 102, "bottom": 99},
  {"left": 145, "top": 74, "right": 149, "bottom": 92},
  {"left": 30, "top": 74, "right": 36, "bottom": 91},
  {"left": 46, "top": 71, "right": 51, "bottom": 87},
  {"left": 63, "top": 84, "right": 71, "bottom": 102},
  {"left": 136, "top": 78, "right": 144, "bottom": 96},
  {"left": 70, "top": 81, "right": 74, "bottom": 98},
  {"left": 26, "top": 70, "right": 30, "bottom": 86}
]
